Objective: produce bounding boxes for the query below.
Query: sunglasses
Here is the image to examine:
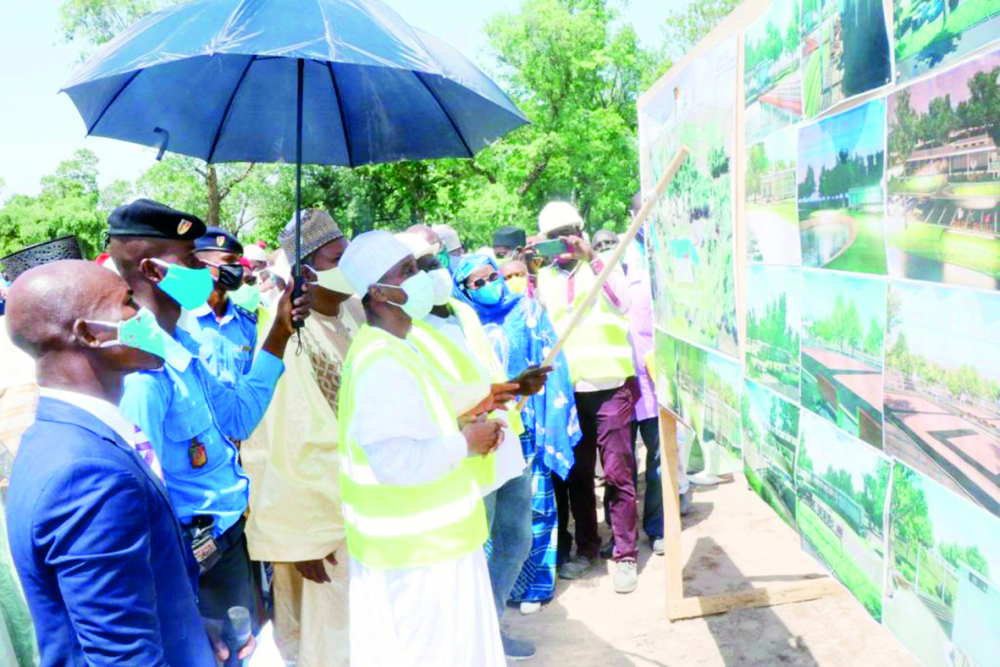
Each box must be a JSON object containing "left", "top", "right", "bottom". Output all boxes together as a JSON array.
[{"left": 468, "top": 272, "right": 500, "bottom": 290}]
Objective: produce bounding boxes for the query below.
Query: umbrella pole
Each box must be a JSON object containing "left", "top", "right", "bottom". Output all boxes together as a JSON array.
[{"left": 293, "top": 58, "right": 305, "bottom": 331}]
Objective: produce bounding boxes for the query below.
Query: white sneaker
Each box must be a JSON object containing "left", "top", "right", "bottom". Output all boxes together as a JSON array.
[{"left": 520, "top": 601, "right": 542, "bottom": 615}]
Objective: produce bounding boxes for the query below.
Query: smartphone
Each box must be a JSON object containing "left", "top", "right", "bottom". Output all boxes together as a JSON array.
[{"left": 533, "top": 238, "right": 569, "bottom": 258}]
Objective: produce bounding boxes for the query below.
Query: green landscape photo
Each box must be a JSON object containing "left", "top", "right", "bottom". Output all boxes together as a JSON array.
[
  {"left": 641, "top": 36, "right": 739, "bottom": 357},
  {"left": 796, "top": 411, "right": 891, "bottom": 621},
  {"left": 799, "top": 0, "right": 891, "bottom": 117},
  {"left": 893, "top": 0, "right": 1000, "bottom": 81},
  {"left": 798, "top": 98, "right": 888, "bottom": 275},
  {"left": 800, "top": 269, "right": 886, "bottom": 449},
  {"left": 885, "top": 462, "right": 1000, "bottom": 667},
  {"left": 886, "top": 49, "right": 1000, "bottom": 292},
  {"left": 742, "top": 379, "right": 800, "bottom": 528},
  {"left": 747, "top": 127, "right": 801, "bottom": 265},
  {"left": 883, "top": 281, "right": 1000, "bottom": 520},
  {"left": 744, "top": 0, "right": 803, "bottom": 145},
  {"left": 746, "top": 264, "right": 801, "bottom": 402},
  {"left": 701, "top": 351, "right": 744, "bottom": 475}
]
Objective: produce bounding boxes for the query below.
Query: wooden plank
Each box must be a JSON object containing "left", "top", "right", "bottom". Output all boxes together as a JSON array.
[
  {"left": 667, "top": 578, "right": 847, "bottom": 622},
  {"left": 659, "top": 409, "right": 683, "bottom": 606}
]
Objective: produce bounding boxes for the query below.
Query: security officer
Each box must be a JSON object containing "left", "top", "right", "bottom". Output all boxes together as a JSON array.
[
  {"left": 186, "top": 226, "right": 259, "bottom": 386},
  {"left": 107, "top": 199, "right": 312, "bottom": 634}
]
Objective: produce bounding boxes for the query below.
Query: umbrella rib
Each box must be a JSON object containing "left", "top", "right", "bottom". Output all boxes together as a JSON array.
[
  {"left": 414, "top": 71, "right": 473, "bottom": 159},
  {"left": 206, "top": 55, "right": 257, "bottom": 164},
  {"left": 86, "top": 69, "right": 143, "bottom": 136},
  {"left": 327, "top": 62, "right": 353, "bottom": 167}
]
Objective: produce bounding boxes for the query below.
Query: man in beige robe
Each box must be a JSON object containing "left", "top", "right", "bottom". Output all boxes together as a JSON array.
[{"left": 243, "top": 211, "right": 361, "bottom": 666}]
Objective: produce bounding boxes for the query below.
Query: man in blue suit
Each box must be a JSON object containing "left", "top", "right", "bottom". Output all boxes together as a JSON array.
[{"left": 5, "top": 260, "right": 253, "bottom": 666}]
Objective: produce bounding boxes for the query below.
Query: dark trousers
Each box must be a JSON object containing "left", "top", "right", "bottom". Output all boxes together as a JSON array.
[
  {"left": 196, "top": 517, "right": 261, "bottom": 634},
  {"left": 632, "top": 417, "right": 664, "bottom": 540},
  {"left": 553, "top": 378, "right": 639, "bottom": 562}
]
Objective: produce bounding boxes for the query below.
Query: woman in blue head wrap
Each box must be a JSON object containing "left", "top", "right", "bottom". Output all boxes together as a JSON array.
[{"left": 454, "top": 254, "right": 581, "bottom": 611}]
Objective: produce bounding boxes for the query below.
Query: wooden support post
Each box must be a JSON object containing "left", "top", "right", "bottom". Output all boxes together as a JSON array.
[{"left": 656, "top": 408, "right": 846, "bottom": 622}]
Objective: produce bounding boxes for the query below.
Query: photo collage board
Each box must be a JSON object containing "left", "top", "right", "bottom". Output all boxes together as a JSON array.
[{"left": 638, "top": 2, "right": 1000, "bottom": 665}]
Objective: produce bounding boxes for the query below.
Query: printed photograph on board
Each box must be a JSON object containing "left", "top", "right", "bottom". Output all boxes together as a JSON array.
[
  {"left": 744, "top": 0, "right": 804, "bottom": 145},
  {"left": 798, "top": 99, "right": 888, "bottom": 275},
  {"left": 747, "top": 127, "right": 802, "bottom": 264},
  {"left": 886, "top": 49, "right": 1000, "bottom": 292},
  {"left": 702, "top": 351, "right": 744, "bottom": 473},
  {"left": 639, "top": 36, "right": 739, "bottom": 357},
  {"left": 893, "top": 0, "right": 1000, "bottom": 82},
  {"left": 796, "top": 411, "right": 890, "bottom": 621},
  {"left": 885, "top": 462, "right": 1000, "bottom": 667},
  {"left": 884, "top": 281, "right": 1000, "bottom": 520},
  {"left": 799, "top": 0, "right": 891, "bottom": 117},
  {"left": 800, "top": 269, "right": 886, "bottom": 449},
  {"left": 654, "top": 327, "right": 706, "bottom": 430},
  {"left": 746, "top": 264, "right": 802, "bottom": 402},
  {"left": 742, "top": 378, "right": 800, "bottom": 528}
]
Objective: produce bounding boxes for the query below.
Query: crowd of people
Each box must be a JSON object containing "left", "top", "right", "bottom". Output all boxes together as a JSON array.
[{"left": 0, "top": 194, "right": 692, "bottom": 666}]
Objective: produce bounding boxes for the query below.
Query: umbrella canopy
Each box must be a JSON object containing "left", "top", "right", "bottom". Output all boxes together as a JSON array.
[{"left": 62, "top": 0, "right": 527, "bottom": 166}]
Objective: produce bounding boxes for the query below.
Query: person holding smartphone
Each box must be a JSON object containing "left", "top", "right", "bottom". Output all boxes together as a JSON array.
[
  {"left": 453, "top": 252, "right": 581, "bottom": 615},
  {"left": 531, "top": 201, "right": 641, "bottom": 594}
]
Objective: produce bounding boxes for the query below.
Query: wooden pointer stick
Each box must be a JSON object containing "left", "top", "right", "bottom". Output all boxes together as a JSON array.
[{"left": 514, "top": 145, "right": 689, "bottom": 412}]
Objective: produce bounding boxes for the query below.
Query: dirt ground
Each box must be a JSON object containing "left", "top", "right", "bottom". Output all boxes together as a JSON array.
[{"left": 504, "top": 455, "right": 920, "bottom": 667}]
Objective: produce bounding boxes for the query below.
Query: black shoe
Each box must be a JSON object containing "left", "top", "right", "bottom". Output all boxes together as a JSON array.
[{"left": 502, "top": 632, "right": 536, "bottom": 661}]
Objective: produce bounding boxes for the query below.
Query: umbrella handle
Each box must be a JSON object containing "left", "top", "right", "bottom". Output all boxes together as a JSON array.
[{"left": 292, "top": 273, "right": 305, "bottom": 330}]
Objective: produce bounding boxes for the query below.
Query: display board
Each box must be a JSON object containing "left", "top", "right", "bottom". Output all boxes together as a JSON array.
[{"left": 638, "top": 0, "right": 1000, "bottom": 663}]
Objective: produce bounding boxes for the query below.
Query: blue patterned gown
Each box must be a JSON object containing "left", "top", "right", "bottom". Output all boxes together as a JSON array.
[{"left": 455, "top": 255, "right": 581, "bottom": 603}]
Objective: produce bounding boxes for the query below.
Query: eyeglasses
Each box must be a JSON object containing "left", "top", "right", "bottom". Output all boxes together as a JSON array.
[{"left": 469, "top": 272, "right": 500, "bottom": 290}]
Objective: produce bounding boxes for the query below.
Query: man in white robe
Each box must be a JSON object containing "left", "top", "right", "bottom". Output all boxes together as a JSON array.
[{"left": 338, "top": 231, "right": 509, "bottom": 667}]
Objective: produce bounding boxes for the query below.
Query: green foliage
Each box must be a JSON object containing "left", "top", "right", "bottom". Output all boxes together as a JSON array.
[
  {"left": 940, "top": 542, "right": 990, "bottom": 578},
  {"left": 0, "top": 150, "right": 106, "bottom": 258},
  {"left": 808, "top": 293, "right": 866, "bottom": 353},
  {"left": 661, "top": 0, "right": 741, "bottom": 57},
  {"left": 890, "top": 465, "right": 935, "bottom": 553},
  {"left": 59, "top": 0, "right": 181, "bottom": 55},
  {"left": 889, "top": 89, "right": 919, "bottom": 166}
]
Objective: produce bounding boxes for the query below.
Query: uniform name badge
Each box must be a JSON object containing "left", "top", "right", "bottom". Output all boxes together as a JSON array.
[{"left": 189, "top": 437, "right": 208, "bottom": 468}]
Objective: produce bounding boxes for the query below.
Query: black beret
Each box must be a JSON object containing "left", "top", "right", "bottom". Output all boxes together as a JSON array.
[
  {"left": 493, "top": 225, "right": 526, "bottom": 248},
  {"left": 195, "top": 226, "right": 243, "bottom": 255},
  {"left": 107, "top": 199, "right": 205, "bottom": 241}
]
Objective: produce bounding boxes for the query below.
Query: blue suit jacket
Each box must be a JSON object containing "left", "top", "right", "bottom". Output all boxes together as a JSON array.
[{"left": 6, "top": 398, "right": 217, "bottom": 666}]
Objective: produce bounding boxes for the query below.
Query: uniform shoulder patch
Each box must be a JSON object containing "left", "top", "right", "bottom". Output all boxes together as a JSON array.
[{"left": 233, "top": 304, "right": 258, "bottom": 322}]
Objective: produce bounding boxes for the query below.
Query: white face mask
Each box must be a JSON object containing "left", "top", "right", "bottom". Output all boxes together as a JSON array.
[
  {"left": 375, "top": 271, "right": 435, "bottom": 320},
  {"left": 312, "top": 266, "right": 354, "bottom": 295},
  {"left": 429, "top": 268, "right": 453, "bottom": 306}
]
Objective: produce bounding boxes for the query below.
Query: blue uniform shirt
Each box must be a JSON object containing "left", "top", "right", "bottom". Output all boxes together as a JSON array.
[
  {"left": 185, "top": 299, "right": 258, "bottom": 386},
  {"left": 119, "top": 327, "right": 283, "bottom": 537}
]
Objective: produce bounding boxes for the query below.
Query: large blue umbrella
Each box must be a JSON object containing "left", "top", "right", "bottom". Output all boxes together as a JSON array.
[{"left": 63, "top": 0, "right": 527, "bottom": 284}]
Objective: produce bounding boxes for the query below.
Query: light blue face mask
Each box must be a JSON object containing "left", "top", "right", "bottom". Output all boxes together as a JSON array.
[
  {"left": 151, "top": 258, "right": 214, "bottom": 310},
  {"left": 471, "top": 278, "right": 504, "bottom": 306},
  {"left": 89, "top": 306, "right": 193, "bottom": 369}
]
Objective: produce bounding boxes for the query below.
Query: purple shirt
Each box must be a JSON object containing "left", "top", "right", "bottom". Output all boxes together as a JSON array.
[{"left": 624, "top": 245, "right": 657, "bottom": 421}]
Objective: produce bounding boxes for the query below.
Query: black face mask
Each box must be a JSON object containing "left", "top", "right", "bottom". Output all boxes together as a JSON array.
[{"left": 216, "top": 263, "right": 244, "bottom": 291}]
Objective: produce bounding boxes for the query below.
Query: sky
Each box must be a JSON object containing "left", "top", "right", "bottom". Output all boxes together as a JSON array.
[
  {"left": 0, "top": 0, "right": 686, "bottom": 202},
  {"left": 801, "top": 268, "right": 887, "bottom": 326},
  {"left": 912, "top": 461, "right": 1000, "bottom": 582},
  {"left": 798, "top": 97, "right": 885, "bottom": 178},
  {"left": 800, "top": 410, "right": 889, "bottom": 488},
  {"left": 891, "top": 281, "right": 1000, "bottom": 381},
  {"left": 747, "top": 264, "right": 802, "bottom": 325},
  {"left": 757, "top": 125, "right": 797, "bottom": 169},
  {"left": 889, "top": 49, "right": 1000, "bottom": 116}
]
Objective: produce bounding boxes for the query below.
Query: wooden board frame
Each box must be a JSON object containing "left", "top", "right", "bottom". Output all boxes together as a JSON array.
[{"left": 657, "top": 407, "right": 847, "bottom": 621}]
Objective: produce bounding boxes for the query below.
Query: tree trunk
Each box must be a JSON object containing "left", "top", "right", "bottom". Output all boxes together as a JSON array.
[{"left": 205, "top": 165, "right": 221, "bottom": 228}]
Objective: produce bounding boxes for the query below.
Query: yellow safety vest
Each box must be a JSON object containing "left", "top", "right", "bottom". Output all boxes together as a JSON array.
[
  {"left": 536, "top": 263, "right": 636, "bottom": 385},
  {"left": 337, "top": 324, "right": 487, "bottom": 569}
]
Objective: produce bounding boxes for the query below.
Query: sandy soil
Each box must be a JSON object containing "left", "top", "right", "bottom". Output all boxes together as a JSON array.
[{"left": 504, "top": 464, "right": 920, "bottom": 666}]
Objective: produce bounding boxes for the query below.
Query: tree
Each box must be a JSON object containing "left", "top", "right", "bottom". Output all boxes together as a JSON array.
[
  {"left": 940, "top": 542, "right": 990, "bottom": 578},
  {"left": 889, "top": 89, "right": 920, "bottom": 167},
  {"left": 921, "top": 95, "right": 959, "bottom": 147},
  {"left": 798, "top": 165, "right": 816, "bottom": 200},
  {"left": 890, "top": 465, "right": 934, "bottom": 561},
  {"left": 0, "top": 150, "right": 107, "bottom": 258},
  {"left": 956, "top": 66, "right": 1000, "bottom": 148},
  {"left": 661, "top": 0, "right": 741, "bottom": 57}
]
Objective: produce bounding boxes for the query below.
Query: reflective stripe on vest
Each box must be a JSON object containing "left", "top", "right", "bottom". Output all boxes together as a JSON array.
[
  {"left": 409, "top": 321, "right": 498, "bottom": 487},
  {"left": 537, "top": 265, "right": 636, "bottom": 384},
  {"left": 337, "top": 324, "right": 487, "bottom": 569}
]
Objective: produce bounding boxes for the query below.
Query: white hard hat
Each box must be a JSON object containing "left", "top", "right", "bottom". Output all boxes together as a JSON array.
[{"left": 538, "top": 202, "right": 583, "bottom": 236}]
